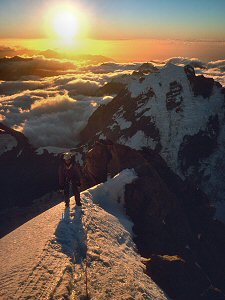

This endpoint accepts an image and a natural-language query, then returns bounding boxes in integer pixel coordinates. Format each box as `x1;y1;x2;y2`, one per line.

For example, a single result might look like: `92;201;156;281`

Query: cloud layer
0;55;78;80
0;55;224;148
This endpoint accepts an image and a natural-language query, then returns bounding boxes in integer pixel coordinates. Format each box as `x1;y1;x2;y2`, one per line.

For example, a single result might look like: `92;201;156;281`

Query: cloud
165;57;207;69
61;78;102;96
1;90;112;147
0;45;41;58
22;94;110;147
0;86;67;127
0;89;61;110
81;62;141;74
208;59;225;71
0;80;50;95
0;55;77;80
0;46;18;57
76;71;130;86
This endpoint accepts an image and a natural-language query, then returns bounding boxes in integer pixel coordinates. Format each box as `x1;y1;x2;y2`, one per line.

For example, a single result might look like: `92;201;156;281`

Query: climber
58;152;82;208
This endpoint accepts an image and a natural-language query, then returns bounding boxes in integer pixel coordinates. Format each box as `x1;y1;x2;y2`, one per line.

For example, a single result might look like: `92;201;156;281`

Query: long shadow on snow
54;208;87;264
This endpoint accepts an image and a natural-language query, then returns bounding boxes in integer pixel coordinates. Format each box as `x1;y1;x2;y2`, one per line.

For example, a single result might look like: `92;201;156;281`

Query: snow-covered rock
84;169;137;233
80;63;225;204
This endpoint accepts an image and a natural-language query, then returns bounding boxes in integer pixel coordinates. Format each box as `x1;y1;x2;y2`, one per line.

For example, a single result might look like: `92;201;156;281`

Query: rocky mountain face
0;123;64;237
80;63;225;205
82;140;225;300
0;123;59;210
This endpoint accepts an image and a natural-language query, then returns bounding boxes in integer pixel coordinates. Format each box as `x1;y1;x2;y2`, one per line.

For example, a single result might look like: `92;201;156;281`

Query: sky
0;0;225;61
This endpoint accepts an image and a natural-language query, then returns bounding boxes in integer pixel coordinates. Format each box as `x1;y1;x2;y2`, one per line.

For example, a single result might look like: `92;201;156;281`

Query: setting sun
53;11;78;41
43;3;89;48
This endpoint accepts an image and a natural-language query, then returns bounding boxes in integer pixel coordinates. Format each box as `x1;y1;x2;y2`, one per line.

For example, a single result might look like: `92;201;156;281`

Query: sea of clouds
0;46;224;148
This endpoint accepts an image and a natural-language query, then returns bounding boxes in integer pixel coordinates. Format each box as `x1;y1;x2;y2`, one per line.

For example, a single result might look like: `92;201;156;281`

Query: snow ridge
0;169;168;299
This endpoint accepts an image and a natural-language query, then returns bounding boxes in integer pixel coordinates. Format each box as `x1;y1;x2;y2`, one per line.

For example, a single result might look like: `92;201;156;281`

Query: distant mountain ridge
0;54;114;80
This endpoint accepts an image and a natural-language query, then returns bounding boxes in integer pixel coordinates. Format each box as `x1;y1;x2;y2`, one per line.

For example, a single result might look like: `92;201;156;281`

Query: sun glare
44;4;89;48
53;11;78;41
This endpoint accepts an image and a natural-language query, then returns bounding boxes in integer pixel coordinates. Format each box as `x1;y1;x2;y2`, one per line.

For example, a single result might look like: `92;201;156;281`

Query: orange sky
0;0;224;62
1;38;225;62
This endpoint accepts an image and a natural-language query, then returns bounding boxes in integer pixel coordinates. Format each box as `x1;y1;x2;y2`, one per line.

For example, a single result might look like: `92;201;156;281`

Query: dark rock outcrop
184;64;196;77
96;81;126;96
82;140;225;299
178;114;219;176
80;88;138;143
0;123;59;210
166;81;183;110
188;74;215;98
146;255;210;300
137;62;158;74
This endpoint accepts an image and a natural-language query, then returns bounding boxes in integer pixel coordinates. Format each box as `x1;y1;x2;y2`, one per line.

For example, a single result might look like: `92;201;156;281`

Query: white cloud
0;80;50;95
81;62;141;74
23;94;109;147
165;57;206;69
1;91;112;147
61;78;102;96
208;59;225;70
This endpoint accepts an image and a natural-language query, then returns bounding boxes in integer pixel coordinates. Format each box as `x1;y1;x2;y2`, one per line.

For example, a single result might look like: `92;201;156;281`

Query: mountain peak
80;63;225;206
